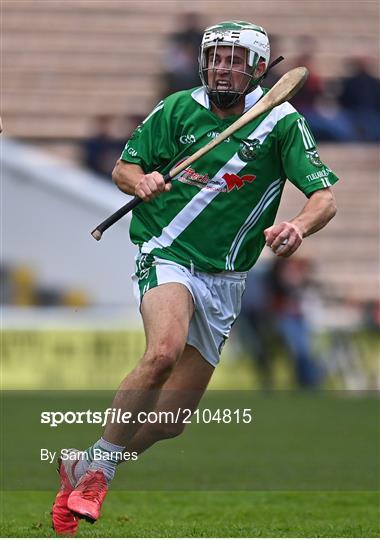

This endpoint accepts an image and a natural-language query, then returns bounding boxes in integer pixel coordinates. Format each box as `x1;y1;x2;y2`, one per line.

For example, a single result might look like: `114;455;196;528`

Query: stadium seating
3;0;379;139
277;145;379;301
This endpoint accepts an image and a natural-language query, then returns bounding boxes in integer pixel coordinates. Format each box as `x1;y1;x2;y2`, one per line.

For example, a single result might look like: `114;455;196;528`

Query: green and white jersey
120;86;338;272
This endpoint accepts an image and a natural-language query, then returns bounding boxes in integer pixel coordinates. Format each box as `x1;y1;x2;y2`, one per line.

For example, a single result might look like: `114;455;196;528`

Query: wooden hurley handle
91;67;309;240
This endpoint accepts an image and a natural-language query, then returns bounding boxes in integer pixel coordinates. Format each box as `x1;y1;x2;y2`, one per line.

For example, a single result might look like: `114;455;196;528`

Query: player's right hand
135;171;172;202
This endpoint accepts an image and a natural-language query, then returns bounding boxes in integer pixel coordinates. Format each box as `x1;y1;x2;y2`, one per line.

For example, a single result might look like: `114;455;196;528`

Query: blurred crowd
37;13;379;390
81;14;380;179
4;10;379;395
234;257;380;390
268;35;380;143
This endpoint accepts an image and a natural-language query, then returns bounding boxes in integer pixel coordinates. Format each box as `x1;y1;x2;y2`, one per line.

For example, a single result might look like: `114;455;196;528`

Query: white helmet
199;20;270;108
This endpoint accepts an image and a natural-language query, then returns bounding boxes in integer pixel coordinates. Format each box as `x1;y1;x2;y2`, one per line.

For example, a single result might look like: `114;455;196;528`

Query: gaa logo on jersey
179;134;196;145
306;149;323;167
238;138;261;161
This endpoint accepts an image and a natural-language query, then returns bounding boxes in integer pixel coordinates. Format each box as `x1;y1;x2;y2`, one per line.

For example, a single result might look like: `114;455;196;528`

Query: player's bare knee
141;348;179;385
149;354;174;385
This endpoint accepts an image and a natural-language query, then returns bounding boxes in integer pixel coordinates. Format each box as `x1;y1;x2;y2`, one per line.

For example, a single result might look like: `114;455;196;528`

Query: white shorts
132;254;246;367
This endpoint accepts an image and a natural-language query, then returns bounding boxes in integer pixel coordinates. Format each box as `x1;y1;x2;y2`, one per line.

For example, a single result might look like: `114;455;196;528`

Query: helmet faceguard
199;21;270;109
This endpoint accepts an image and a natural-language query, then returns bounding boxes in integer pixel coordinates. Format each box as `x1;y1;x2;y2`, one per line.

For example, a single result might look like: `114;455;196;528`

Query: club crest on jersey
238;138;261;162
306;149;323;167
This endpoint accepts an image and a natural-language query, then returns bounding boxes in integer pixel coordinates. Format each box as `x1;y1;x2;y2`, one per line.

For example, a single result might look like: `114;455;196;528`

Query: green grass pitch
1;490;379;537
2;330;379;537
1;391;379;537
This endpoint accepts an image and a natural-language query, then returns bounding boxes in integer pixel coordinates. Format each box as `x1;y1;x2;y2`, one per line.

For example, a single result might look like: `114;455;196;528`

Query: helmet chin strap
208;56;284;110
208;90;244;109
254;55;284;87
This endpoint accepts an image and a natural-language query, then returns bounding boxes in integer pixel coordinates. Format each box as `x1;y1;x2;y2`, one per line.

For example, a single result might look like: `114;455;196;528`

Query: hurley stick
91;67;308;240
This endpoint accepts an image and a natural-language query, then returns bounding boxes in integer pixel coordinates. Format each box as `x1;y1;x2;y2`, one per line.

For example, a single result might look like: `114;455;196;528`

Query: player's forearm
290;188;337;238
112;160;145;195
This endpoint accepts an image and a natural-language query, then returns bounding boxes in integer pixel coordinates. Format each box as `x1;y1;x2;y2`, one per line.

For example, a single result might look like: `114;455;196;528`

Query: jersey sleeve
120;100;175;173
279;113;339;196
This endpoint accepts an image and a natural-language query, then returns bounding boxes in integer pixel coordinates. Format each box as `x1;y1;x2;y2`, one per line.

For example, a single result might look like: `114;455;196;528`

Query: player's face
207;46;251;94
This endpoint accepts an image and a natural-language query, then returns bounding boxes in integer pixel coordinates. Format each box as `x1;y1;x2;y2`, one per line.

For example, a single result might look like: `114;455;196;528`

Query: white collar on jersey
191;85;264;113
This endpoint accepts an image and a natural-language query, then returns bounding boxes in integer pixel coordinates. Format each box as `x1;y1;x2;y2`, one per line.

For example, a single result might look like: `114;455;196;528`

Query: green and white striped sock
86;438;125;484
73;450;91;481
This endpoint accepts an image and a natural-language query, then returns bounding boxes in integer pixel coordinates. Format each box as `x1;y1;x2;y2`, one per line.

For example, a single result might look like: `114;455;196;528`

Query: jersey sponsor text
222;173;256;191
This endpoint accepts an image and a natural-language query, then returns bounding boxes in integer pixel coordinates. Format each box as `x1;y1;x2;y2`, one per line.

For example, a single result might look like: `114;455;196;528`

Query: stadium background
1;1;379;537
2;0;379;391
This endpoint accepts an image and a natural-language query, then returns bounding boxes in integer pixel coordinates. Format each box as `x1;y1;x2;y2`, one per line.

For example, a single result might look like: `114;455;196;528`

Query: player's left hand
264;221;303;257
